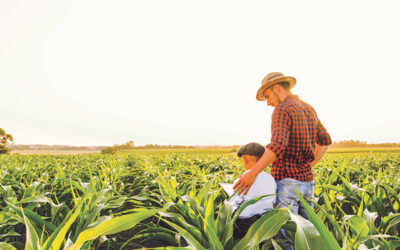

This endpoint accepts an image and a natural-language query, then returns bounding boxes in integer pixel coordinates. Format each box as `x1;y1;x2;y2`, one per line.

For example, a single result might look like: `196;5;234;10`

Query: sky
1;0;400;146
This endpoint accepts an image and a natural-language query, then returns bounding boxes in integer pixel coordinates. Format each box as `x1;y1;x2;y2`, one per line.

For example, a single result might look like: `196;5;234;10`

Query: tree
101;146;117;154
113;140;135;150
0;128;14;154
126;140;134;147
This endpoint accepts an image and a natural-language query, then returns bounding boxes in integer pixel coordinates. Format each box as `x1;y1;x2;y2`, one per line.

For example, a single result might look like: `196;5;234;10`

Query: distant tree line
113;140;135;149
133;144;240;149
101;140;135;154
101;141;240;154
331;140;400;147
12;144;106;151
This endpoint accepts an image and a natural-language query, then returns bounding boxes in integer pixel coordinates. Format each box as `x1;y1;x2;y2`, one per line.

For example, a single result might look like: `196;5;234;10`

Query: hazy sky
1;0;399;146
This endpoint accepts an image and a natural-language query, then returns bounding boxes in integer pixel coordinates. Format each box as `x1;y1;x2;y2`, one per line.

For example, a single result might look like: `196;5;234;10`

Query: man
233;72;332;219
229;142;276;239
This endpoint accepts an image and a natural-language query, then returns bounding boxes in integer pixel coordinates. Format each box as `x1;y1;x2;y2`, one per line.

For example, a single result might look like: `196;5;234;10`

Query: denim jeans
276;178;315;249
276;178;315;219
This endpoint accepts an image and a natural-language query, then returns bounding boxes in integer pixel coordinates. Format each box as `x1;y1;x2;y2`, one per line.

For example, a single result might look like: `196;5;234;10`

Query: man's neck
278;92;292;102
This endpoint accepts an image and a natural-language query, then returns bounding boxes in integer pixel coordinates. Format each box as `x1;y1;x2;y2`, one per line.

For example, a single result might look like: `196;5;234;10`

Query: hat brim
256;76;296;101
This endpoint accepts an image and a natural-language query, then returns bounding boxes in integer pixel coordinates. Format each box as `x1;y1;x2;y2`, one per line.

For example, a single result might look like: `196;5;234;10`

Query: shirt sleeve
316;120;332;146
265;105;291;158
309;105;332;146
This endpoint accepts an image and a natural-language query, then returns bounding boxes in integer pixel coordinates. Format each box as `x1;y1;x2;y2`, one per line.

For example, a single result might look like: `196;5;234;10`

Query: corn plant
1;152;399;249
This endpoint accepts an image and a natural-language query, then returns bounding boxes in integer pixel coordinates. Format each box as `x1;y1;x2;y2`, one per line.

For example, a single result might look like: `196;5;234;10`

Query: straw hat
256;72;296;101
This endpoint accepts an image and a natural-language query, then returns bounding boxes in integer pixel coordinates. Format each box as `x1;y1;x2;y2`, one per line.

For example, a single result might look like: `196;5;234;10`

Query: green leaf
151;247;193;250
0;232;21;240
344;215;369;238
16;194;64;224
216;200;236;246
6;201;57;233
0;242;17;250
21;207;40;250
271;238;283;250
380;185;400;212
203;191;223;250
354;234;392;248
196;180;214;207
382;213;400;233
311;194;344;240
41;201;84;250
294;186;341;250
363;209;378;235
233;209;290;250
289;211;327;250
121;232;177;248
204;223;223;250
69;209;157;249
232;194;277;223
158;216;206;250
158;211;203;243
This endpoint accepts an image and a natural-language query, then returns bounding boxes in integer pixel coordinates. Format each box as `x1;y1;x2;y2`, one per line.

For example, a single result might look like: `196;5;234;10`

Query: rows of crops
0;152;399;249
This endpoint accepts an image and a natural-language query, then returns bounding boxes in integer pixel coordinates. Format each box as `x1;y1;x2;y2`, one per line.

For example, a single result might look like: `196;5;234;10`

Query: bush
0;146;10;154
0;128;13;154
101;146;117;154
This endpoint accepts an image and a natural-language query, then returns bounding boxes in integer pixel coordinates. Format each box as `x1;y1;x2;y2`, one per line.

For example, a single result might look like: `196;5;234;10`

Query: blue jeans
276;178;315;219
276;178;315;249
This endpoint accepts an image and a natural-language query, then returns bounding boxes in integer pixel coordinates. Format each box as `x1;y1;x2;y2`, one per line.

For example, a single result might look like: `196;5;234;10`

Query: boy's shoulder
253;172;277;192
255;172;276;183
232;171;277;195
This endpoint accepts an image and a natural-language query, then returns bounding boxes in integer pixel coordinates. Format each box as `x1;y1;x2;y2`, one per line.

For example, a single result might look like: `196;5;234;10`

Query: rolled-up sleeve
266;106;291;158
316;120;332;146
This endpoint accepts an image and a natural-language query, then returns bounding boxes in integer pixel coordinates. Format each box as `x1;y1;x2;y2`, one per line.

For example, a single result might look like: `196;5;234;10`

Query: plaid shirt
266;95;332;182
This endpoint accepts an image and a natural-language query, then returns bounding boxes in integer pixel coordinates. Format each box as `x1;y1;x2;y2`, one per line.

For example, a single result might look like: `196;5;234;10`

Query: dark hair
276;81;291;90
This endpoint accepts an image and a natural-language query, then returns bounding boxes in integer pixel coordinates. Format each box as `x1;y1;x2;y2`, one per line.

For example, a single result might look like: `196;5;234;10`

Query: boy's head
237;143;265;170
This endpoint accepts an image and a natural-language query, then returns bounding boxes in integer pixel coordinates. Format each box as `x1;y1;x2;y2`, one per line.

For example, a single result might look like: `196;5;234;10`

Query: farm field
328;147;400;154
0;152;399;249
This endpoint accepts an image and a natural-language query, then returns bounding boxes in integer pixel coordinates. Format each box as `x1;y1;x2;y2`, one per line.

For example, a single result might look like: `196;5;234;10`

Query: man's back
266;95;331;182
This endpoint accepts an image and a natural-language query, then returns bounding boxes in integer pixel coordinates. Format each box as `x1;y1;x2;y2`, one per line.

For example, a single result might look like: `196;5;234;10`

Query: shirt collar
283;94;298;102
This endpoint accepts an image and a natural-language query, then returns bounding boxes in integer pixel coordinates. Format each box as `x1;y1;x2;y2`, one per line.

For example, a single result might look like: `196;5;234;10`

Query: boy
230;142;277;239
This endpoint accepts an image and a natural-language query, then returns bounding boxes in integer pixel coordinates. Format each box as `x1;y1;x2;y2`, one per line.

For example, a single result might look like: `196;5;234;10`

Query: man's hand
311;144;329;167
233;148;277;196
233;170;257;196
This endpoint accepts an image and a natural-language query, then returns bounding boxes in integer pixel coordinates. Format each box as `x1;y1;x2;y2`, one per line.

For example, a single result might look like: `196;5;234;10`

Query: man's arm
233;148;276;196
312;116;332;167
310;144;329;167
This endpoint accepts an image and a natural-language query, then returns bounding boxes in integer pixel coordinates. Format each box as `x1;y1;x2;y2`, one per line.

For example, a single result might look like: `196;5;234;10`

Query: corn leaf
294;186;341;250
158;216;206;250
289;211;327;250
271;238;283;250
41;201;83;250
69;209;157;250
21;207;40;250
0;242;17;250
233;209;290;250
344;215;369;238
6;201;57;233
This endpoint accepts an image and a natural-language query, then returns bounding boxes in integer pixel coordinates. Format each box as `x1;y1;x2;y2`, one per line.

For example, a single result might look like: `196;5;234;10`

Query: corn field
0;152;399;249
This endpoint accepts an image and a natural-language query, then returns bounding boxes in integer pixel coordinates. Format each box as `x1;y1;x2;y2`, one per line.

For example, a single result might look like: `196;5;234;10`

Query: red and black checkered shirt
266;95;332;182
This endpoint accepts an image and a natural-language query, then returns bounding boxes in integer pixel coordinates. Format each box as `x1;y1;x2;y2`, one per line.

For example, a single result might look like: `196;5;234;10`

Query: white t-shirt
229;171;277;219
